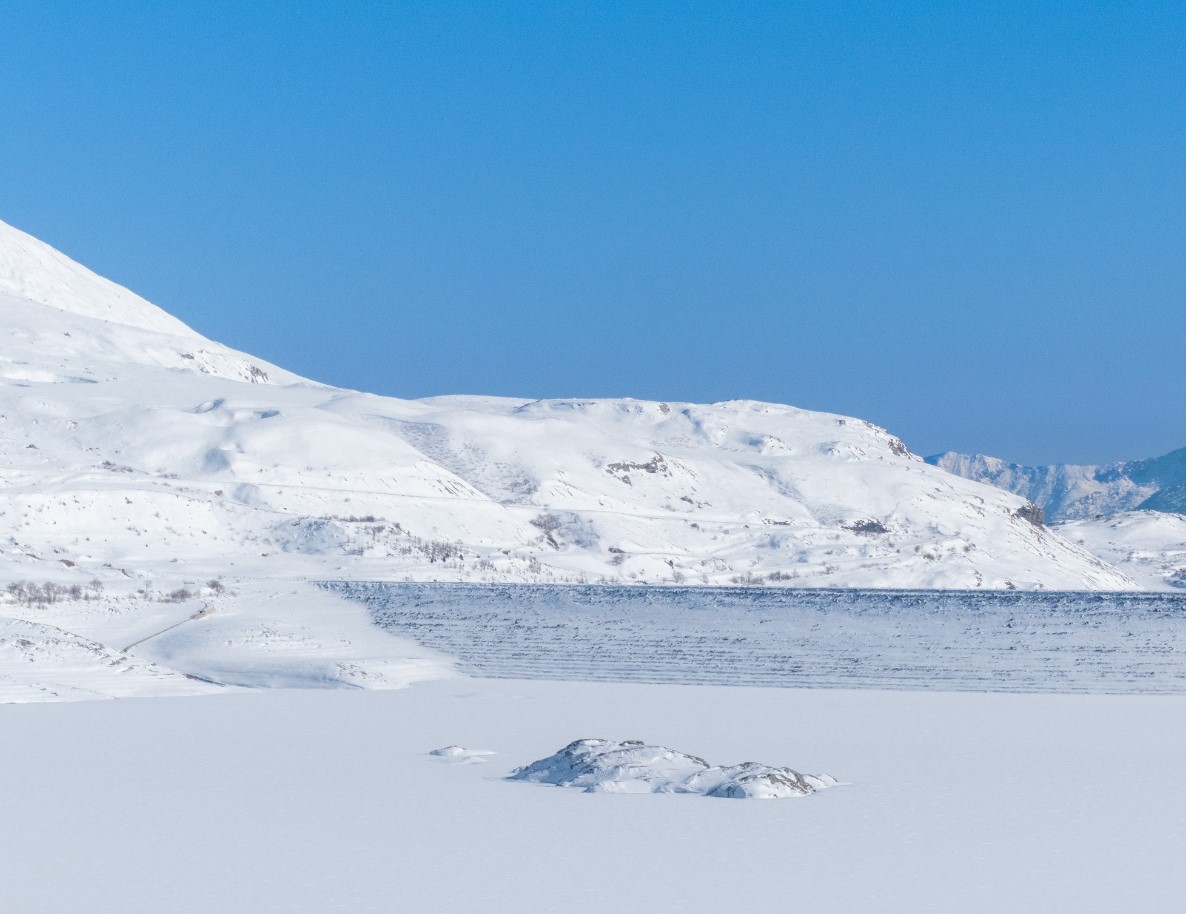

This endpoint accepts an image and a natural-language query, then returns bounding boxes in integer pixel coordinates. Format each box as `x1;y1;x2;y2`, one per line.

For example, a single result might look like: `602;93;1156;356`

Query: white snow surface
0;218;1132;601
0;220;1180;912
0;219;199;337
1058;510;1186;590
509;737;837;798
2;680;1183;913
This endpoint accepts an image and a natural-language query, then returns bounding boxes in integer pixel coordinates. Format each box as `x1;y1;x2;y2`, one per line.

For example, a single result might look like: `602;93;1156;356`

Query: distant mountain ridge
927;449;1186;523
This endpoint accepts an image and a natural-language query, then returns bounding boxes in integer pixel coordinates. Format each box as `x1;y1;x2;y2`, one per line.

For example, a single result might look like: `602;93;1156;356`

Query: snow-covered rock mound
508;738;838;799
687;762;838;799
511;739;711;793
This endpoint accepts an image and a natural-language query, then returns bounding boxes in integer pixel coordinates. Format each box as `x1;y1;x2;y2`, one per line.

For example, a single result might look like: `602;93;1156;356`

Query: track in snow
325;583;1186;694
122;605;215;652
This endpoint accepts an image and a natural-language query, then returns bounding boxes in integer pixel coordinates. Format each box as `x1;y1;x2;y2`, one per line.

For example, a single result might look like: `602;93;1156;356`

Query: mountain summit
0;218;197;337
0;218;293;386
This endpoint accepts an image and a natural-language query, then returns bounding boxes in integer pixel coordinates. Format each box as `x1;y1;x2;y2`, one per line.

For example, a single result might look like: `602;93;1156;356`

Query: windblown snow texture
336;582;1186;693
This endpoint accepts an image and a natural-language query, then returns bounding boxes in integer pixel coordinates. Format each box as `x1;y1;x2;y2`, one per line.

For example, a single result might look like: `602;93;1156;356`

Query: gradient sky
1;1;1183;466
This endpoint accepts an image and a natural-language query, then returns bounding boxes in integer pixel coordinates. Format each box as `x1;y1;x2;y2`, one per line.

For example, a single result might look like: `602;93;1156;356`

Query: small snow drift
428;745;496;764
508;738;837;799
0;617;222;703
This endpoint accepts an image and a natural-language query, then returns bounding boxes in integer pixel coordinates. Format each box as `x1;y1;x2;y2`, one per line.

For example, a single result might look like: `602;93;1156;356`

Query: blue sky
1;1;1183;465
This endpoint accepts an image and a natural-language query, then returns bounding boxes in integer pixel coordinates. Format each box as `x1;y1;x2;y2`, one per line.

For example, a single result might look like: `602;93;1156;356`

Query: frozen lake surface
325;584;1186;693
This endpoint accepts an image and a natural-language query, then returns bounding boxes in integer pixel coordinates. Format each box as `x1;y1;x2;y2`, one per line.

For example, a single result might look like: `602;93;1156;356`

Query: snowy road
329;583;1186;693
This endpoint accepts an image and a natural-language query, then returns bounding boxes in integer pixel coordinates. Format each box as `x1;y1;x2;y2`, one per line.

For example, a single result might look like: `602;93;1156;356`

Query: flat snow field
2;678;1183;913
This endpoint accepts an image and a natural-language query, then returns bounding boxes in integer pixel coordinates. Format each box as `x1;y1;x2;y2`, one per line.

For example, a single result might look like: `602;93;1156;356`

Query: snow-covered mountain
0;217;1132;594
0;220;194;335
928;448;1186;523
927;449;1186;589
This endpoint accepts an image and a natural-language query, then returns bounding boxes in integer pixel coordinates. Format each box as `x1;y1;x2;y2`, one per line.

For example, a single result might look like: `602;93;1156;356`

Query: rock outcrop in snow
508;738;838;799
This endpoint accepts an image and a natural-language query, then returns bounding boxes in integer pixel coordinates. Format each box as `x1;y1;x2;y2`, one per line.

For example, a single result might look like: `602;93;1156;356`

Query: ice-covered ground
333;582;1186;693
2;678;1182;913
0;579;455;700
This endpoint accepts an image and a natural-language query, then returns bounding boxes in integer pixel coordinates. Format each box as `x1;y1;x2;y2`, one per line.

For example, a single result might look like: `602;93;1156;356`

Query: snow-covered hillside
0;217;1144;700
929;449;1186;587
0;219;1131;595
0;219;197;337
1057;511;1186;591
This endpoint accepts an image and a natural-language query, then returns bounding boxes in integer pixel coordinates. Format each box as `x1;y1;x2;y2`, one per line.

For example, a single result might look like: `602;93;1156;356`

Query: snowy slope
929;449;1186;587
0;216;1142;699
0;220;197;337
0;616;221;702
1057;510;1186;590
0;216;1133;596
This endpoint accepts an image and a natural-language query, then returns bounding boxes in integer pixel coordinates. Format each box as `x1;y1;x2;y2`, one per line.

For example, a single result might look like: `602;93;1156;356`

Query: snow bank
509;738;837;799
0;617;222;703
429;745;497;763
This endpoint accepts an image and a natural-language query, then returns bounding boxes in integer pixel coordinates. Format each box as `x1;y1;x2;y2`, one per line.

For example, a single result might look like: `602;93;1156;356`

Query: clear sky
1;2;1183;466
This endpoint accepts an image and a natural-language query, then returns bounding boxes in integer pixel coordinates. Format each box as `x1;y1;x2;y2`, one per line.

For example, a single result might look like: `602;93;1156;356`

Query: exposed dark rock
846;519;889;535
1014;502;1045;527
